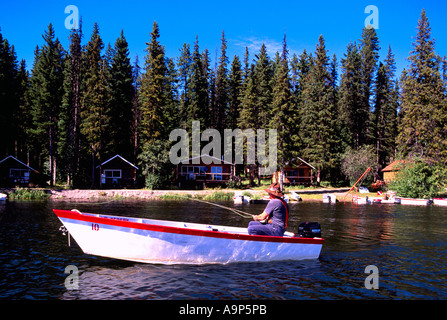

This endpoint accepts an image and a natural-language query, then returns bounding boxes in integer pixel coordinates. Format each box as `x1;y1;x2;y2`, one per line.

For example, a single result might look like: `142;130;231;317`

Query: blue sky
1;0;446;78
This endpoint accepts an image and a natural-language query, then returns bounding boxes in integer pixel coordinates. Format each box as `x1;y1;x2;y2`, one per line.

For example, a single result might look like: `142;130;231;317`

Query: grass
159;193;192;200
8;188;50;200
202;191;234;201
159;191;235;201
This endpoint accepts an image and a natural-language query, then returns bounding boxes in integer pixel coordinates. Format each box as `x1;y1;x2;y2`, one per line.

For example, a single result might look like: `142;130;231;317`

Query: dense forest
1;9;446;189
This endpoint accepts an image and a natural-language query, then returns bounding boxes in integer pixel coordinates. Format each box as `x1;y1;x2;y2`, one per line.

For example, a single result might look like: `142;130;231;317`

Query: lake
1;199;446;300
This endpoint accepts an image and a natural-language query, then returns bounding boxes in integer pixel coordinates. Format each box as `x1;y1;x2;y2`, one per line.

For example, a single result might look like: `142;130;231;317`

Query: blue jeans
248;221;284;236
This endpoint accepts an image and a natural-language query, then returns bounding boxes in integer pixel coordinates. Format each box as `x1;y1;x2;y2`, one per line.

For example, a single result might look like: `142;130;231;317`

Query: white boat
433;198;447;206
353;196;369;204
290;191;301;201
368;197;383;203
397;198;431;206
0;193;6;202
322;194;336;203
53;209;324;264
233;194;250;204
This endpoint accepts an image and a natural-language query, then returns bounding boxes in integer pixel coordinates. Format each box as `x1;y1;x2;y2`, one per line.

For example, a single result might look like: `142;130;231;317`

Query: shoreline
1;187;352;202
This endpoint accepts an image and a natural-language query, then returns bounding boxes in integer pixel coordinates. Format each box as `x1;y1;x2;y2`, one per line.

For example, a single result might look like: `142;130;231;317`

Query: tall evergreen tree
177;43;192;129
300;35;337;183
373;46;398;171
81;22;111;187
109;30;135;160
253;44;274;129
270;34;293;190
14;60;31;161
61;25;83;186
0;30;20;158
397;9;447;163
138;22;174;188
228;55;243;129
360;27;380;147
131;55;141;161
29;24;65;186
338;42;364;150
238;63;257;130
138;21;168;144
214;31;229;133
187;36;209;128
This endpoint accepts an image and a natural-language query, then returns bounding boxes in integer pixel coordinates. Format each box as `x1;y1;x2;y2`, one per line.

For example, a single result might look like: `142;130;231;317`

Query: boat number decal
91;223;100;231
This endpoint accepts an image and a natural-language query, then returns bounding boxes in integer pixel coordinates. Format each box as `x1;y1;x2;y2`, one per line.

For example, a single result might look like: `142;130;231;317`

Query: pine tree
187;36;209;128
138;21;168;144
109;30;135;160
290;49;313;153
270;34;293;190
373;46;398;170
228;55;243;129
338;42;364;150
81;22;111;187
0;30;20;158
253;44;273;128
300;35;337;183
29;24;65;186
164;56;180;134
214;31;229;133
61;25;83;186
201;48;213;127
177;43;192;129
238;63;257;130
397;9;447;163
131;56;141;161
138;22;175;188
14;60;31;161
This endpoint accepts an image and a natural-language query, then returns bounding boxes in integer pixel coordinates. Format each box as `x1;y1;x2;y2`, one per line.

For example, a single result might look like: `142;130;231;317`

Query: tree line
0;9;446;189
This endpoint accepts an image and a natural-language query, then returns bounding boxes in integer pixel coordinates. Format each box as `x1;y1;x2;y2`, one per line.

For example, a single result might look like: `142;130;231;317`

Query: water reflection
1;199;447;299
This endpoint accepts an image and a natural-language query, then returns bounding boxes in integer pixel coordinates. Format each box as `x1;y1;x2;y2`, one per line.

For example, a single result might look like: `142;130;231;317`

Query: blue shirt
264;198;288;229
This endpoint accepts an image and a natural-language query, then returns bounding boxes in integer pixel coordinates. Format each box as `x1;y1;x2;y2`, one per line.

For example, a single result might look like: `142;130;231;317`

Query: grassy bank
159;191;235;201
7;188;50;200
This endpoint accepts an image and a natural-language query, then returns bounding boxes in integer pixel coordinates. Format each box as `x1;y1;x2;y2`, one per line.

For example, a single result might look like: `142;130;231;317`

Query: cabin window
104;169;121;179
10;169;30;183
10;168;29;178
211;167;222;180
181;166;206;180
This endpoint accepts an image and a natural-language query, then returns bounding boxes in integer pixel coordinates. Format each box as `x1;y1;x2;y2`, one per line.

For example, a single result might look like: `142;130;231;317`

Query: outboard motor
297;222;321;238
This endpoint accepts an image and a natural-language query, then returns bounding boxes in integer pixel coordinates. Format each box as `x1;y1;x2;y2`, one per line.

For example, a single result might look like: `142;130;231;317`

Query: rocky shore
1;187;351;201
47;189;215;200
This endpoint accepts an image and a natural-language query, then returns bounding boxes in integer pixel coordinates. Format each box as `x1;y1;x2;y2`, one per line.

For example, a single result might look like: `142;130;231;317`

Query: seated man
248;183;289;236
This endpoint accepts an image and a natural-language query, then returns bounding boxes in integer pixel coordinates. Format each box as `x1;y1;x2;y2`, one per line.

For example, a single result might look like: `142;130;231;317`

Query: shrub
341;145;378;185
8;188;50;200
387;160;447;198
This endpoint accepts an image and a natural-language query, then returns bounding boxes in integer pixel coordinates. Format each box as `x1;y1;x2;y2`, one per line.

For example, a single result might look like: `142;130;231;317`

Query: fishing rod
173;194;254;219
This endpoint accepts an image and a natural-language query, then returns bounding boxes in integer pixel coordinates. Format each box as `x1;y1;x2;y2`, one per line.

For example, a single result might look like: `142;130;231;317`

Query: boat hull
397;198;431;206
433;198;447;206
53;209;323;264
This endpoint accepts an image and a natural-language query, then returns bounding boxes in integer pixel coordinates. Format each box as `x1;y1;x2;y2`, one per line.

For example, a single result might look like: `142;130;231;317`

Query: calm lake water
1;199;447;300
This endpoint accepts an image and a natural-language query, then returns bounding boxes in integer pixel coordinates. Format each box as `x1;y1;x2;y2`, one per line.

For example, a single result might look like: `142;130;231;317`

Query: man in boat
248;183;289;236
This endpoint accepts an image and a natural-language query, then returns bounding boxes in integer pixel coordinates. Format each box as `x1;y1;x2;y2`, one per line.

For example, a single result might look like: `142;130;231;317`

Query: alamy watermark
364;265;379;289
64;5;79;30
364;5;379;30
64;264;79;290
169;121;278;175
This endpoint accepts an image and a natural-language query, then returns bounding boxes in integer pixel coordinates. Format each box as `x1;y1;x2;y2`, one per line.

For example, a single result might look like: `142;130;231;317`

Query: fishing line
67;193;254;218
171;194;254;219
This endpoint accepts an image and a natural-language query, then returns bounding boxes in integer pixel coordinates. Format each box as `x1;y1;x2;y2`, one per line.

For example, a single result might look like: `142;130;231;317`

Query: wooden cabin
176;154;235;187
272;158;315;186
97;155;138;188
381;160;406;183
0;156;39;187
